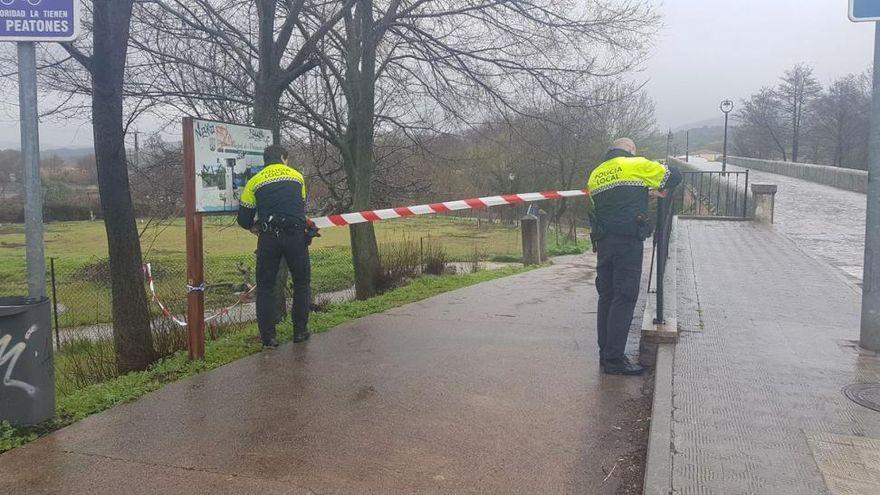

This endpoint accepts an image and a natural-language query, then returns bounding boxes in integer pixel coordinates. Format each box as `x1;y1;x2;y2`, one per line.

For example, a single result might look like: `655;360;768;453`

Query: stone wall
727;156;867;194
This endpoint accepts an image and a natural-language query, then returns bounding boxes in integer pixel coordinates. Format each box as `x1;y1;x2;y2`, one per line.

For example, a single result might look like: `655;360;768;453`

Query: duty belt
259;215;304;237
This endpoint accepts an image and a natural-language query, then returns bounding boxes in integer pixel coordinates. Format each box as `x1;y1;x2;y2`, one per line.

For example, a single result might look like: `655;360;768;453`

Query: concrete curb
642;217;679;494
643;343;674;495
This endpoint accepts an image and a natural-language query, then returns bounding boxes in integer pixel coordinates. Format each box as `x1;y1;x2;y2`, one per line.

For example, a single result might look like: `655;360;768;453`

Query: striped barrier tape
144;262;257;328
146;190;587;327
310;189;589;229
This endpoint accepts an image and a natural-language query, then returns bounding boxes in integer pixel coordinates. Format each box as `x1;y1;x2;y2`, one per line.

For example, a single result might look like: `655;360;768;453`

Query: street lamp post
720;100;734;174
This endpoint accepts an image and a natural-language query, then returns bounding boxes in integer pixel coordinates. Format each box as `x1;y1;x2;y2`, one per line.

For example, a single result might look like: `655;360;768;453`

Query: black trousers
256;228;311;344
595;233;643;362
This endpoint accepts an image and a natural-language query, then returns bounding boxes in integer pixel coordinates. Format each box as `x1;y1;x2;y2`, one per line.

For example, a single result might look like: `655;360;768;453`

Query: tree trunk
92;0;154;373
253;83;283;144
347;157;380;299
253;83;289;321
344;0;381;300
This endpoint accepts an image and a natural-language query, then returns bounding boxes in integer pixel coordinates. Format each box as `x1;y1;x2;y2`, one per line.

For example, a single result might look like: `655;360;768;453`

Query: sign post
1;1;80;297
181;117;272;360
181;118;205;360
851;3;880;351
17;41;42;298
0;0;79;425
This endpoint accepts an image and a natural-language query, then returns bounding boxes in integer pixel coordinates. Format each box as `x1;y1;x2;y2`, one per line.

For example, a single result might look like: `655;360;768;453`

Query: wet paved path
672;220;880;494
686;157;866;283
0;255;649;494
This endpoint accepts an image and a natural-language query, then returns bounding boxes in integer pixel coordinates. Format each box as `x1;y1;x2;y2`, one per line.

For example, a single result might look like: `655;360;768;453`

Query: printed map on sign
192;119;273;213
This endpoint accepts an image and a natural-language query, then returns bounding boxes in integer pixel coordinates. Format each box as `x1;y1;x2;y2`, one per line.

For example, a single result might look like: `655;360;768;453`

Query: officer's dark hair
263;144;289;165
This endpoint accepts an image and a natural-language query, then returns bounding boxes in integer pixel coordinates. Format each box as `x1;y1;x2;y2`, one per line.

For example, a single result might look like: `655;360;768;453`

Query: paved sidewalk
671;219;880;494
686;157;866;283
0;255;650;494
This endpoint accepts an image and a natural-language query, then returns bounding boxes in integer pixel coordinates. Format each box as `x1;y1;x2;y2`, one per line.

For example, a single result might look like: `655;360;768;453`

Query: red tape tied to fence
144;263;256;328
310;189;590;229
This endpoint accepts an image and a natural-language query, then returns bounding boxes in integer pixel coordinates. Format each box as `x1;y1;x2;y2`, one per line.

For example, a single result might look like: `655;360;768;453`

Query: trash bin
0;296;54;425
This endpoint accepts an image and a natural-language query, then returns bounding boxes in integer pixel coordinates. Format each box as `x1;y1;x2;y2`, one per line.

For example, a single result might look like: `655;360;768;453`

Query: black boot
602;356;645;376
262;338;279;350
293;331;311;343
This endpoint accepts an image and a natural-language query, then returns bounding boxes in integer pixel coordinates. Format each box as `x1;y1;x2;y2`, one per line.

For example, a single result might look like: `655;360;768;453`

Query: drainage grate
843;383;880;413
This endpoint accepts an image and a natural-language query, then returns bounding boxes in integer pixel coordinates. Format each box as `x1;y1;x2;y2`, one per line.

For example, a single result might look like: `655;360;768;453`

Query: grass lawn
0;216;534;328
0;265;534;454
0;215;523;261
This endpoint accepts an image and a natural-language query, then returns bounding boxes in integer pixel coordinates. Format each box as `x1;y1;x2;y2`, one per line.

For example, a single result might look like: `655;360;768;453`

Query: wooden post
536;209;549;262
182;117;205;360
521;214;540;266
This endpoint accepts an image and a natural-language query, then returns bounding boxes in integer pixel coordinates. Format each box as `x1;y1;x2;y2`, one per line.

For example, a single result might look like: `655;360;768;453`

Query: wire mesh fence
0;219;529;351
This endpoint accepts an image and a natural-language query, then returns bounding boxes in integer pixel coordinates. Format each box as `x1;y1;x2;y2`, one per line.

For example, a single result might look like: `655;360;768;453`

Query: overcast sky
0;0;876;148
646;0;876;129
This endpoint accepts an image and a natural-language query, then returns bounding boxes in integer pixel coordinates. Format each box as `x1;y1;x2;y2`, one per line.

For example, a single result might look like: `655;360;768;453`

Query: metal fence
0;224;526;349
650;171;751;323
673;171;750;218
0;248;356;347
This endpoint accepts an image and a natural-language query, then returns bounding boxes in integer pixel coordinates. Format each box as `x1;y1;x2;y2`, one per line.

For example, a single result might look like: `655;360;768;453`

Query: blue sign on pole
0;0;79;41
851;0;880;22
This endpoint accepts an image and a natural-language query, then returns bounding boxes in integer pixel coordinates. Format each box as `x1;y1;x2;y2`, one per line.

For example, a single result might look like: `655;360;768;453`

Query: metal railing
673;171;750;219
651;189;677;324
650;170;751;324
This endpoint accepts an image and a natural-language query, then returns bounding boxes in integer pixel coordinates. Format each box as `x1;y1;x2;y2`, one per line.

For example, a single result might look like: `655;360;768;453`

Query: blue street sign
851;0;880;22
0;0;79;41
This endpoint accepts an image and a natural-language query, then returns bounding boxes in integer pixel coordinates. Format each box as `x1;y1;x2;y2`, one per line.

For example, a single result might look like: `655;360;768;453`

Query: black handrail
653;189;677;324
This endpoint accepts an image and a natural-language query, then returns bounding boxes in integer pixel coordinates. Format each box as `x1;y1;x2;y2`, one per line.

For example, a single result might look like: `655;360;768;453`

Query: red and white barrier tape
144;263;256;328
144;189;586;326
310;189;589;229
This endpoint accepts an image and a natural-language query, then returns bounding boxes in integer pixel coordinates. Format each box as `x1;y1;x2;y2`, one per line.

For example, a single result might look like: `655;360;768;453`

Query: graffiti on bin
0;326;38;397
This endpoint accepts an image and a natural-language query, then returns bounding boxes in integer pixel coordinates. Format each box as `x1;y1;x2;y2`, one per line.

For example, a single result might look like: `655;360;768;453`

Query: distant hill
640;124;726;159
673;117;724;132
0;145;94;164
41;146;94;163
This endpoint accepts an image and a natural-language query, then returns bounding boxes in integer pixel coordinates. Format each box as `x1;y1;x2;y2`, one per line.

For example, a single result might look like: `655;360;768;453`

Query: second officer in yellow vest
587;138;681;375
237;144;313;349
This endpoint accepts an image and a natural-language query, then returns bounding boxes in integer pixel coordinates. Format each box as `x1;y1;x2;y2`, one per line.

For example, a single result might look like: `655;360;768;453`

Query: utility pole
18;41;44;299
686;130;690;163
665;129;673;163
861;22;880;351
133;129;140;168
720;100;734;174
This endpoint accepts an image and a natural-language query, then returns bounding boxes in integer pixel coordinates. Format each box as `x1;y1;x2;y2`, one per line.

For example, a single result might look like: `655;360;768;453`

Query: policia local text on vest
587;138;681;376
237;144;317;349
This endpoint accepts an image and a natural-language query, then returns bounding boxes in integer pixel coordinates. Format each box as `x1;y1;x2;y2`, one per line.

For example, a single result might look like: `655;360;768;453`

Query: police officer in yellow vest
587;138;681;375
237;145;315;349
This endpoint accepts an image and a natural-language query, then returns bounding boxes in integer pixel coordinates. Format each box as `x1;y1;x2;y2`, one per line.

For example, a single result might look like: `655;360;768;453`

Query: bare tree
735;87;788;161
62;0;155;373
133;0;354;142
116;0;657;299
282;0;659;297
776;63;822;162
809;73;871;169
